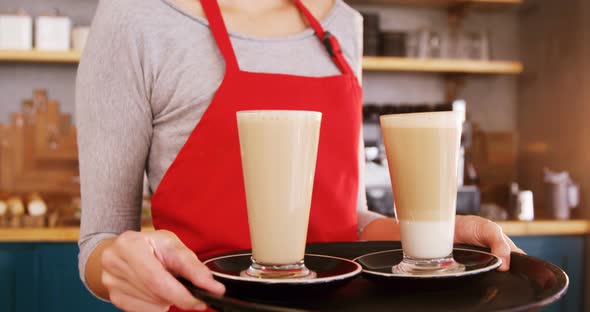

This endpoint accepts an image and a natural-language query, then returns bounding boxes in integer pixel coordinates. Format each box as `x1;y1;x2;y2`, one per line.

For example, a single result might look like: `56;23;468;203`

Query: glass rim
237;110;322;116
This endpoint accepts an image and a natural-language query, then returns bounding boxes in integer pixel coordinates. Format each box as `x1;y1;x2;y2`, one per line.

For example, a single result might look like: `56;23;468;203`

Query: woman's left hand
454;215;525;271
360;215;525;271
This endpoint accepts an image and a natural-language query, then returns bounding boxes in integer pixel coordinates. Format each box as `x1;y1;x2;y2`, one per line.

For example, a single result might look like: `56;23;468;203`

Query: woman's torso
101;0;364;192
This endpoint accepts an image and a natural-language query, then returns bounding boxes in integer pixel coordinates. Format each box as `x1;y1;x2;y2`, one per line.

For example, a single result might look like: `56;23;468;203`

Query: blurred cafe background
0;0;588;311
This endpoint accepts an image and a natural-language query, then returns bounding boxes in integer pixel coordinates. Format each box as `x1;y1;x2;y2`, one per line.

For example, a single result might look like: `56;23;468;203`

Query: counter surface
1;220;589;242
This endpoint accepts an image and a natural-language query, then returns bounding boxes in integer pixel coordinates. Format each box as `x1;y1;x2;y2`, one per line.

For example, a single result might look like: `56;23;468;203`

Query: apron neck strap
200;0;356;76
200;0;240;71
293;0;355;76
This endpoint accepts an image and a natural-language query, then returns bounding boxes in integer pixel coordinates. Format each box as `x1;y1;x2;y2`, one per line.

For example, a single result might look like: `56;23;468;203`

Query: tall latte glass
380;112;465;275
237;110;321;279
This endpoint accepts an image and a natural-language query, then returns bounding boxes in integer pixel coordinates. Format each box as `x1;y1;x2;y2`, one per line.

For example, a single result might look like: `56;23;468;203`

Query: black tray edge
497;253;570;312
190;241;570;312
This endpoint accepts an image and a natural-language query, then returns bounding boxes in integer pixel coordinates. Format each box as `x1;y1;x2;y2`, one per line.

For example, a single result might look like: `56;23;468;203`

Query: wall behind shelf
517;2;590;308
355;4;519;132
0;64;77;120
0;0;97;24
0;0;97;122
0;0;518;133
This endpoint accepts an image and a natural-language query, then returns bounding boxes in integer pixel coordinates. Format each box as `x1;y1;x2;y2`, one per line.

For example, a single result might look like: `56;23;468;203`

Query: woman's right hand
100;230;225;312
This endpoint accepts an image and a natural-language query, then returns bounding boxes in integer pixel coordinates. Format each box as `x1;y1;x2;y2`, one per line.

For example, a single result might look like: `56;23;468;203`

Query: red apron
151;0;362;265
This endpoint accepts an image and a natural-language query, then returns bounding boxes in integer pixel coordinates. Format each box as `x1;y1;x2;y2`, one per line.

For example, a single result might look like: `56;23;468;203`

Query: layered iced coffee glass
380;111;465;275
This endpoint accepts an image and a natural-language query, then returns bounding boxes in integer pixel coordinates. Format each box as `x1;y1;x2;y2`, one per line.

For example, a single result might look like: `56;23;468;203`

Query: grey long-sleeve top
76;0;383;286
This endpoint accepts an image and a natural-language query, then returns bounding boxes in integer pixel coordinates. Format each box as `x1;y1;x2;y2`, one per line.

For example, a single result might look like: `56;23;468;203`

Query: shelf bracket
447;2;472;29
444;74;466;102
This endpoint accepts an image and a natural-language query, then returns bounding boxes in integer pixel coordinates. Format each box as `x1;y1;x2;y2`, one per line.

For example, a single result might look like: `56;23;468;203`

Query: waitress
76;0;522;311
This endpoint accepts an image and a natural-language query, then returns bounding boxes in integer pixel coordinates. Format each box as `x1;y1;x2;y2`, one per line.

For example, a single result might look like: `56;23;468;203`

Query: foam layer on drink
237;110;321;265
237;110;322;122
380;111;463;129
399;220;455;259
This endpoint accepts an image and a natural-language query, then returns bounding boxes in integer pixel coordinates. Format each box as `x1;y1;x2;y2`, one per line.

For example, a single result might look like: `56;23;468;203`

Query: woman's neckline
159;0;342;42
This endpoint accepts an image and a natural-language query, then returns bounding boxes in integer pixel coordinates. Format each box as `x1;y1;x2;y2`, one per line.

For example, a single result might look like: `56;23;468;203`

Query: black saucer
204;253;361;284
203;253;361;302
355;248;501;282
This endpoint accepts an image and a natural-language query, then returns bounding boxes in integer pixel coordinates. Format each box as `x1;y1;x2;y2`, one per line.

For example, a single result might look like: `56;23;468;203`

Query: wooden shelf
346;0;522;9
0;51;523;75
0;227;154;242
362;56;523;74
0;221;589;242
0;227;81;242
497;220;590;236
0;50;81;64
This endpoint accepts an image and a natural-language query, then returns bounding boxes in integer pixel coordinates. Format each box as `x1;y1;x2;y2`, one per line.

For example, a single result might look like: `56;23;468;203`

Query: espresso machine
363;104;395;217
453;100;481;215
363;100;480;217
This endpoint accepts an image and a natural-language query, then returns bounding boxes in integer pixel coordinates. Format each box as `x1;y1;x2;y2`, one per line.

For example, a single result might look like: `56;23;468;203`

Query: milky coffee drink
237;111;321;268
381;112;462;260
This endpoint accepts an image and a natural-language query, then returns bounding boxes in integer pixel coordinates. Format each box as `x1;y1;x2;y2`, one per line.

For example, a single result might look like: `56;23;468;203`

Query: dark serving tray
182;241;568;312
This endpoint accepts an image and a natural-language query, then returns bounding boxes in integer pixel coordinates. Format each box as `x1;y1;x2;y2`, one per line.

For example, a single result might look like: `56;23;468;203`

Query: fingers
455;216;512;271
504;235;526;254
474;218;512;271
103;232;207;310
494;236;512;272
102;230;224;311
115;232;205;311
153;238;225;296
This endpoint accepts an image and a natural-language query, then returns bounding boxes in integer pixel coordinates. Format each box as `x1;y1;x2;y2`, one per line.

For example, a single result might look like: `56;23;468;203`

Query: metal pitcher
544;168;580;220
